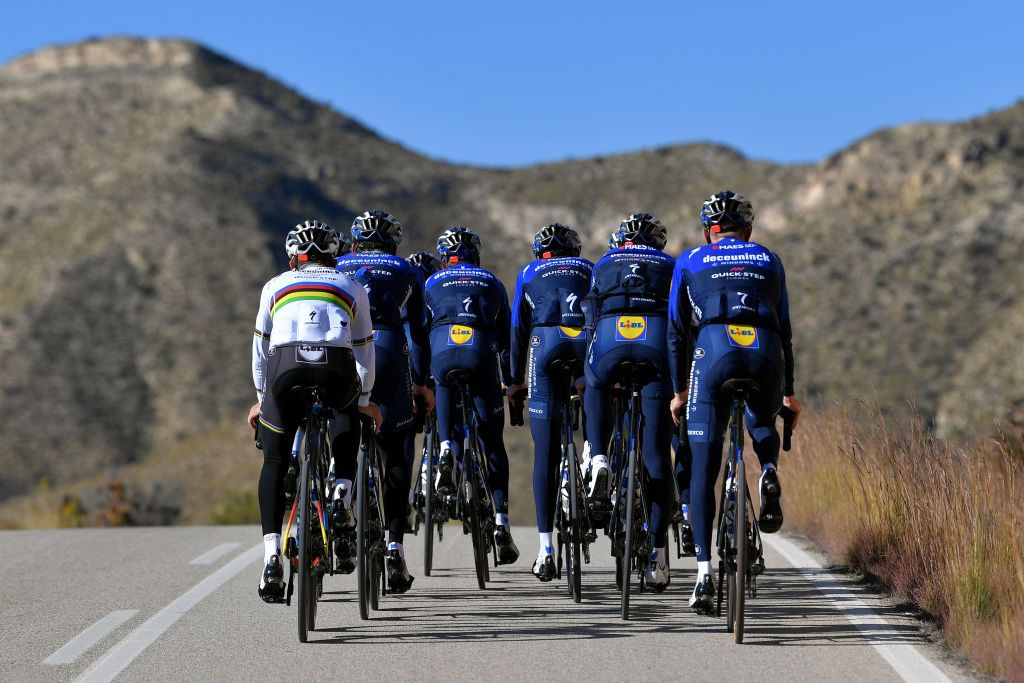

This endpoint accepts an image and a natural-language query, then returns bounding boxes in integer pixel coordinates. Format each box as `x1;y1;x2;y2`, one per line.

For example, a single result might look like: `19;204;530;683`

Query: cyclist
667;190;802;614
583;213;676;591
248;219;382;603
335;210;434;594
403;250;442;521
505;224;593;581
425;226;520;564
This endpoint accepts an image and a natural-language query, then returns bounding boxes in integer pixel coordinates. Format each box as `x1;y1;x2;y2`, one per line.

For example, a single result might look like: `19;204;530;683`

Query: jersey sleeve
495;278;513;386
252;279;274;403
509;266;531;386
667;257;695;394
349;283;376;407
405;268;431;386
776;254;795;395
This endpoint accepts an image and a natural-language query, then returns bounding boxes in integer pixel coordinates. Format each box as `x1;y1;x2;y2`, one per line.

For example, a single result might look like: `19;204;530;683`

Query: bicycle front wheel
423;429;435;576
467;461;488;590
567;440;582;603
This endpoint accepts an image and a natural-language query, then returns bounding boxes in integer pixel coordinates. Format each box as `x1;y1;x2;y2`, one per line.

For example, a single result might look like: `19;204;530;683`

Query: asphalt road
1;526;969;682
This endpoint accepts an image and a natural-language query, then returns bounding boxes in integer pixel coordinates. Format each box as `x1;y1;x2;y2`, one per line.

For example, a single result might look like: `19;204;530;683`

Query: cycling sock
681;503;690;524
538;532;553;555
650;546;666;563
263;533;281;564
333;479;353;506
762;462;776;472
440;440;453;455
496;513;510;528
698;560;713;578
388;541;405;558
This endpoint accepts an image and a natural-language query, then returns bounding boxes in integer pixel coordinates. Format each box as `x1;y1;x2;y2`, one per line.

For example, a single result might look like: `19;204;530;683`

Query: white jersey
252;266;375;406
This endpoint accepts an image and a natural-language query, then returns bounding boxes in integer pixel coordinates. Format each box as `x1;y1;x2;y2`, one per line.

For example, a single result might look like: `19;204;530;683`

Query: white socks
698;560;713;579
538;532;553;556
263;533;281;564
496;513;509;528
650;546;666;565
388;542;405;557
440;440;453;454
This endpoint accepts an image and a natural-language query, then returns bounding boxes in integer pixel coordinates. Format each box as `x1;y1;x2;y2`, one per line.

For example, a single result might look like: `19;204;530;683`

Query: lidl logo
448;324;475;346
615;316;647;341
727;325;758;349
559;326;584;339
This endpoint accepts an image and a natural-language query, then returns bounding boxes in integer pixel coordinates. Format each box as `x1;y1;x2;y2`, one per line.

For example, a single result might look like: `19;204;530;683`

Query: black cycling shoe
258;555;285;604
385;549;415;594
759;467;784;534
435;449;455;495
532;555;556;582
494;525;520;565
679;524;697;557
689;574;715;615
334;535;356;574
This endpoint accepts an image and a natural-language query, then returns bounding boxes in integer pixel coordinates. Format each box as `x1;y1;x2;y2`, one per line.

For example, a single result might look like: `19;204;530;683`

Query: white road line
43;611;138;665
764;534;953;683
188;542;241;565
74;544;262;683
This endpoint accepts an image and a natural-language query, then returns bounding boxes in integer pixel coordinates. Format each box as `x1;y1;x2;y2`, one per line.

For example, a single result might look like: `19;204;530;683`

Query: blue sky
3;1;1021;167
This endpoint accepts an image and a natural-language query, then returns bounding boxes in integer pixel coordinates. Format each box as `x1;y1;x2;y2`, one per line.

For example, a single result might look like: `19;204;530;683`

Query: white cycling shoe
644;547;669;592
586;455;610;500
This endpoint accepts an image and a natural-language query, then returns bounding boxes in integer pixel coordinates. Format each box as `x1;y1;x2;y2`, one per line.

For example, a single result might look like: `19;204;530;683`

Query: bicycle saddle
444;369;472;385
613;360;658;386
720;378;761;399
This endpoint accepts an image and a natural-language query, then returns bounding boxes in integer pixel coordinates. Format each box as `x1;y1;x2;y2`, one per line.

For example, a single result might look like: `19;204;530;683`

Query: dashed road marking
189;542;241;565
74;544;262;683
43;610;137;665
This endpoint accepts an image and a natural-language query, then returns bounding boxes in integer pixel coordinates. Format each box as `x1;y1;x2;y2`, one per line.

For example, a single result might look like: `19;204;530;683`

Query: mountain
0;37;1020;514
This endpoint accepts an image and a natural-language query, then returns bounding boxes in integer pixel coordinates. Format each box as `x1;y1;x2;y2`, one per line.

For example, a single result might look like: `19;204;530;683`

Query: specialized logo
629;263;640;274
448;324;475;346
615;316;647;341
463;296;473;313
296;345;327;364
727;325;759;349
565;292;578;312
559;326;584;339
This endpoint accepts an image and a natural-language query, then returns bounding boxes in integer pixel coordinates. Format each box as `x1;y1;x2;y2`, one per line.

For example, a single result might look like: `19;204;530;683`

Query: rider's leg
530;416;561;543
378;429;413;546
744;339;785;532
641;386;674;548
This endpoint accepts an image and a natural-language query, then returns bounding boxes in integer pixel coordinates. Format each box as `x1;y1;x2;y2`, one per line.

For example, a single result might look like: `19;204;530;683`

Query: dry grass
783;404;1024;679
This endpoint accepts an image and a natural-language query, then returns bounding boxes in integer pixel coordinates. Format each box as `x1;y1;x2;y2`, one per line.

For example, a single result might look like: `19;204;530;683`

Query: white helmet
285;219;340;260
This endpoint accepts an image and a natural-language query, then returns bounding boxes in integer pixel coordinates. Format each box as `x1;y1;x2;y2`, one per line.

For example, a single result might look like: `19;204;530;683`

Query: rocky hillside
0;37;1020;505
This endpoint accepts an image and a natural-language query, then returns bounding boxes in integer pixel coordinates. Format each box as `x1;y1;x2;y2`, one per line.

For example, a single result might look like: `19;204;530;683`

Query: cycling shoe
385;547;415;594
258;555;285;604
532;554;556;582
494;525;520;565
758;467;784;533
435;449;455;495
689;574;715;615
334;535;356;574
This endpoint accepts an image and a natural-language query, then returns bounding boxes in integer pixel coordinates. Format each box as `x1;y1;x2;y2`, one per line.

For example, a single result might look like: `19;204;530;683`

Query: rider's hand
247;403;261;431
414;384;435;414
359;402;383;432
783;395;802;431
670;391;688;428
507;384;528;405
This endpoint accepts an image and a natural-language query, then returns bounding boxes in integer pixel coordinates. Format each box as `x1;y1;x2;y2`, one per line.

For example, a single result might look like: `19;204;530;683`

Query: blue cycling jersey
585;244;676;324
509;256;593;385
667;236;794;395
424;262;512;385
336;251;430;385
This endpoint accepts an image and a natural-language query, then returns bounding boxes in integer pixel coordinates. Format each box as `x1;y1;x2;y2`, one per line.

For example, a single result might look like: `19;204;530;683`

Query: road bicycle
356;415;388;620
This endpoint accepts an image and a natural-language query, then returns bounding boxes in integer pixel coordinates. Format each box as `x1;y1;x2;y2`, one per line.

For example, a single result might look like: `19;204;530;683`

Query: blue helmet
532;223;582;259
406;250;441;277
612;212;668;250
436;226;482;264
700;191;754;233
351;209;403;253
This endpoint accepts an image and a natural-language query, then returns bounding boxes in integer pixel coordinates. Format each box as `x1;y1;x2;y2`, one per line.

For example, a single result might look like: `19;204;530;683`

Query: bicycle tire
297;457;312;642
734;458;747;644
621;439;637;620
567;438;582;603
423;426;435;576
468;465;488;590
357;439;370;621
370;554;381;610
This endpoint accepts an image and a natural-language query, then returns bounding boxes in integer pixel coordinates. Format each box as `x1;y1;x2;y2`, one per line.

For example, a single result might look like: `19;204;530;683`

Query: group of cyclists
248;189;801;615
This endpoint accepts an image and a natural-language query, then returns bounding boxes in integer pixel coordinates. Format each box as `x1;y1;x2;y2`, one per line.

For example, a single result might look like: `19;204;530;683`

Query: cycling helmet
436;226;482;264
612;212;668;250
608;232;623;250
351;209;402;253
285;219;340;260
532;223;582;259
700;190;755;232
406;250;441;276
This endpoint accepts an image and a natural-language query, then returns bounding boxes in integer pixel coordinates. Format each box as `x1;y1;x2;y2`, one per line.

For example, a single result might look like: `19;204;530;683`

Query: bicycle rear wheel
297;458;313;642
620;443;637;620
734;458;747;644
423;427;435;576
467;459;488;590
357;440;371;621
567;439;582;603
